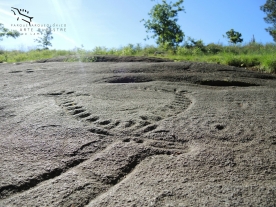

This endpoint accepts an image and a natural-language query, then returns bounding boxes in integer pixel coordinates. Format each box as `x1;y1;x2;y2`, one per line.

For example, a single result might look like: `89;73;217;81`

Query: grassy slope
0;43;275;73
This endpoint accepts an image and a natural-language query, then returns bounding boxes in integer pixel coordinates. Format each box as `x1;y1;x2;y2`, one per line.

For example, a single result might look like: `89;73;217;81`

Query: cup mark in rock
114;121;120;126
77;112;91;118
133;138;144;143
124;120;135;128
61;101;74;105
47;91;65;96
152;116;162;121
86;116;100;122
154;130;170;133
138;121;151;127
70;109;86;115
140;116;148;120
88;128;110;136
67;106;83;110
143;124;158;133
122;138;131;142
98;120;111;125
26;69;34;73
215;125;225;130
62;102;76;107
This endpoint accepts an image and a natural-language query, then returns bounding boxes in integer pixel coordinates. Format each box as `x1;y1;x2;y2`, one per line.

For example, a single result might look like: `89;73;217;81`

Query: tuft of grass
261;56;276;73
224;55;261;67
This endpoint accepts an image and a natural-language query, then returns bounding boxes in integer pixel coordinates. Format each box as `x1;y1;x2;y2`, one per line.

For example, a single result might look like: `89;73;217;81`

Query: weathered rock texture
0;56;275;206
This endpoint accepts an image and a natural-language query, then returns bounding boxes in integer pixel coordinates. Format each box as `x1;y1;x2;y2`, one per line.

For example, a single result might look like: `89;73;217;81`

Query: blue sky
0;0;273;51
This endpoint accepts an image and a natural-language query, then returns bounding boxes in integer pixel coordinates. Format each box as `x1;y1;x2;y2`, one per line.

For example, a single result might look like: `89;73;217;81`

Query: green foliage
205;43;223;54
141;0;185;50
51;50;70;57
176;46;190;55
260;0;276;42
224;29;243;44
223;45;240;54
142;45;157;55
121;44;136;55
34;26;53;49
267;60;276;73
225;55;261;67
262;57;276;73
184;37;206;53
0;23;20;41
108;48;120;55
92;46;108;55
1;42;276;73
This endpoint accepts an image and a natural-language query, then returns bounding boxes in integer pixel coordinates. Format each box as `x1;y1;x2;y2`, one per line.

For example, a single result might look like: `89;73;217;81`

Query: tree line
142;0;276;50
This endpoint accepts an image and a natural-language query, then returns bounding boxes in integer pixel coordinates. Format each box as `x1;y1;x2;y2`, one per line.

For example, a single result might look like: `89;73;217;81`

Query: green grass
0;42;275;73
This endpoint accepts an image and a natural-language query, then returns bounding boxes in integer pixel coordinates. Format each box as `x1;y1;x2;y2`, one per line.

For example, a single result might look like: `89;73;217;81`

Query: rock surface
0;56;276;206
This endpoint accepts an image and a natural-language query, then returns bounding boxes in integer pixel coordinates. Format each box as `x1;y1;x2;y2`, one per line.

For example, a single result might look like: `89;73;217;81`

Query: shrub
0;55;5;62
206;56;223;64
108;48;120;55
92;46;108;55
184;38;206;53
14;54;28;62
206;43;223;54
176;46;191;55
54;50;70;56
135;43;143;53
224;45;240;55
225;56;243;67
121;44;136;55
143;45;157;55
242;43;262;54
192;47;203;55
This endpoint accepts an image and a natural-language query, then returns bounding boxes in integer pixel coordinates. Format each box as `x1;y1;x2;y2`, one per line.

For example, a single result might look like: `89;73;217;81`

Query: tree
0;23;20;41
184;37;205;49
34;26;53;49
141;0;185;50
260;0;276;42
224;29;243;44
251;34;256;43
